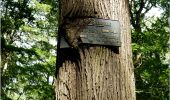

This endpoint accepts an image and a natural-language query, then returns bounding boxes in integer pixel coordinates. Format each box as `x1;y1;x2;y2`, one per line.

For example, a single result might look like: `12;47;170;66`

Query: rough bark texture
55;0;136;100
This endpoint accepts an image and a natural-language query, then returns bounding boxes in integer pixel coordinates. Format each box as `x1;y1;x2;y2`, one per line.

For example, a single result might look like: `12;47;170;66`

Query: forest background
1;0;169;99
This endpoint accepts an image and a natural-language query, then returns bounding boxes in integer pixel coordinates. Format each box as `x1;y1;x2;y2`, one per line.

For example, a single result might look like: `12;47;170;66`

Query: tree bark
55;0;136;100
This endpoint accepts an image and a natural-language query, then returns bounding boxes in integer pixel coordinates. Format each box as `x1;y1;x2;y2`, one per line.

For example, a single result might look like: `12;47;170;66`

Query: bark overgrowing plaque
80;18;121;46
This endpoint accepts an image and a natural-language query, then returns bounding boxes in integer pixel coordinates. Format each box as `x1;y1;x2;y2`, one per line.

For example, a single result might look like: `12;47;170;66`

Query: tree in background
129;0;169;99
55;0;135;99
1;0;58;99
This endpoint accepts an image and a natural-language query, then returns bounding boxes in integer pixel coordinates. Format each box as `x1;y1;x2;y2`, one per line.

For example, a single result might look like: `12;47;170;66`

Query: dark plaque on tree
80;18;121;46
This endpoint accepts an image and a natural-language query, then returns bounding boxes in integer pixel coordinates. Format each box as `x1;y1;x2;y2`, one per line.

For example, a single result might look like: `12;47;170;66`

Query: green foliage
1;0;58;99
130;0;169;99
134;17;169;99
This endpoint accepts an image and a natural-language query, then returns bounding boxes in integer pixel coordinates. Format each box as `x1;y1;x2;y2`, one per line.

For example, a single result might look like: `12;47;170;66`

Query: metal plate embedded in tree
80;18;121;46
60;36;70;48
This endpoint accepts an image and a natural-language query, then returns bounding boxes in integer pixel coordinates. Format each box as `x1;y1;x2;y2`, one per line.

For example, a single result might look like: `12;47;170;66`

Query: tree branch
129;0;136;27
135;0;145;32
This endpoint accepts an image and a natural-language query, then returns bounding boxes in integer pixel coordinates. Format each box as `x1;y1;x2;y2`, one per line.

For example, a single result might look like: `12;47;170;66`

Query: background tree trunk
55;0;136;100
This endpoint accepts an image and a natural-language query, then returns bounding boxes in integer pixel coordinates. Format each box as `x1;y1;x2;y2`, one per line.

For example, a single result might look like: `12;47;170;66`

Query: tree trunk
55;0;136;100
